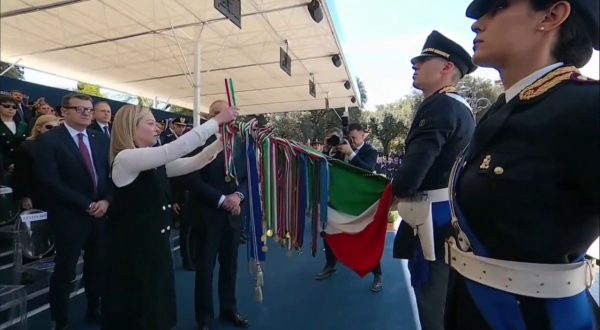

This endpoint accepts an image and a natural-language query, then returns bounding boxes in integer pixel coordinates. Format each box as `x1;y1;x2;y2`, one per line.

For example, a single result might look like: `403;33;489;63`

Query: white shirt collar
354;142;365;151
64;122;87;137
505;62;564;102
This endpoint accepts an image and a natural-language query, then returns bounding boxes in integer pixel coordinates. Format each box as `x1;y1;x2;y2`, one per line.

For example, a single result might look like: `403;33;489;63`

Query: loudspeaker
332;54;342;67
350;96;357;104
344;81;351;90
307;0;323;23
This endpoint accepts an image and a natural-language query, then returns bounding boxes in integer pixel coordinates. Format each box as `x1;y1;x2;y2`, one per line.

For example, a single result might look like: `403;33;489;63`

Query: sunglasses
0;103;17;109
44;124;58;130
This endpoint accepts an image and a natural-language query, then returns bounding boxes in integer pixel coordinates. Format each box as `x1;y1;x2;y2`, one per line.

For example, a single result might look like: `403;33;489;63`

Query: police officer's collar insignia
519;66;579;101
438;86;457;94
479;155;491;170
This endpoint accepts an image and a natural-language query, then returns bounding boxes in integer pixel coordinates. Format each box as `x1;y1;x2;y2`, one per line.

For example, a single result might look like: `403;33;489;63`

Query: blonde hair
110;105;152;162
28;115;59;140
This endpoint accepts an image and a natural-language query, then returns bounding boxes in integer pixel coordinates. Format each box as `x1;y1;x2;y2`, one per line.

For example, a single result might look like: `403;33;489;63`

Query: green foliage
137;96;153;107
263;106;363;143
356;77;368;105
76;82;104;98
0;62;24;80
456;75;503;121
170;105;193;117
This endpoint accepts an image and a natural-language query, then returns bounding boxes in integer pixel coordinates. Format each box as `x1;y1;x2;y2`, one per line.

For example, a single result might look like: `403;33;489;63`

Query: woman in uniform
102;105;236;330
446;0;599;329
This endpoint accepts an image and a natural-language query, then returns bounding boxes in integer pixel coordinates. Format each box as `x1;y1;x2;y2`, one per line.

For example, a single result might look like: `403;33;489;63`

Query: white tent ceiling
0;0;358;115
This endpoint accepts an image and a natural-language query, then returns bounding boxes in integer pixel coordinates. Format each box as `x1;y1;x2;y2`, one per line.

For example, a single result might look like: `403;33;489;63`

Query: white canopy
0;0;358;115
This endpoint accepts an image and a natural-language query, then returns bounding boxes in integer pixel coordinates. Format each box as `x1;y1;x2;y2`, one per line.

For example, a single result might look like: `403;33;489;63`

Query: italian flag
324;160;394;277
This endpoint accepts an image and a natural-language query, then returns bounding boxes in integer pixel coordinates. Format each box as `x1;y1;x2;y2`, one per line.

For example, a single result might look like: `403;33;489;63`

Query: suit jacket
349;143;378;172
392;91;475;197
12;139;48;209
88;121;112;136
0;120;29;170
186;135;248;230
392;89;475;259
34;124;112;228
14;104;33;125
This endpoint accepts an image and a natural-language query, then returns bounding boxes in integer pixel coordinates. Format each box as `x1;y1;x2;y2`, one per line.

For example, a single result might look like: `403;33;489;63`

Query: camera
326;135;341;147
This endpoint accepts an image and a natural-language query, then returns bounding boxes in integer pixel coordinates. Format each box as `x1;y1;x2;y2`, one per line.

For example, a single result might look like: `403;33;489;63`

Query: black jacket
34;125;112;227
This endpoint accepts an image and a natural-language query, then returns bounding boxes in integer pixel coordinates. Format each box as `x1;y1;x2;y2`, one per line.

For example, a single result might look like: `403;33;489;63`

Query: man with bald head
185;100;249;330
89;102;112;137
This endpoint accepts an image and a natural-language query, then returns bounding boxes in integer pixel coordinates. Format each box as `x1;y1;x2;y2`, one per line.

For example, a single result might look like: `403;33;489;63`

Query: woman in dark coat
102;105;236;330
12;114;60;210
446;1;599;329
0;94;28;182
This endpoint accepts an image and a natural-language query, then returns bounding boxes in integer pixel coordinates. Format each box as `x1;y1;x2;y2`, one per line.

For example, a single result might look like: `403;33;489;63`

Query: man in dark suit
10;90;33;125
315;123;384;292
35;93;111;330
391;31;476;330
336;123;378;172
88;101;112;137
186;100;249;330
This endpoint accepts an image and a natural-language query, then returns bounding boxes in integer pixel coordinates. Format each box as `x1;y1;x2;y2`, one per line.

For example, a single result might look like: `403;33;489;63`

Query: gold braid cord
438;86;457;94
519;66;579;101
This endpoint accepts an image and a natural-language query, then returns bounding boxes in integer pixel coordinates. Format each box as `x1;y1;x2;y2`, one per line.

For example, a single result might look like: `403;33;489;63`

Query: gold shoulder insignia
438;86;457;94
519;66;578;101
571;73;599;84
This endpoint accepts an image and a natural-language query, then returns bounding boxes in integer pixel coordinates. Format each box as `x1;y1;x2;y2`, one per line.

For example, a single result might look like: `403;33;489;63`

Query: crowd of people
0;0;598;329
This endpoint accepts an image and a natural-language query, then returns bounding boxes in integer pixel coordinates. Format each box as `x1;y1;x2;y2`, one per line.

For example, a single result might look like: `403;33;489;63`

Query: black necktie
103;125;110;137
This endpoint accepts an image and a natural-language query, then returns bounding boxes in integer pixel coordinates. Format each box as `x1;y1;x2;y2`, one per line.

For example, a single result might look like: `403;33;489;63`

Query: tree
368;111;408;156
356;77;368;106
137;96;153;107
77;82;104;98
456;76;502;120
170;105;193;117
0;61;24;80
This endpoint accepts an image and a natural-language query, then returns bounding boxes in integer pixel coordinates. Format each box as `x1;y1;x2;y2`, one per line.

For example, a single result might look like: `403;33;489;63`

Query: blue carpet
25;233;418;330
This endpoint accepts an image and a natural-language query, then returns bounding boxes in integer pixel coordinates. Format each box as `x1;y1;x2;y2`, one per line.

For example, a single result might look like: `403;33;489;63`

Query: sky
329;0;600;110
22;0;600;110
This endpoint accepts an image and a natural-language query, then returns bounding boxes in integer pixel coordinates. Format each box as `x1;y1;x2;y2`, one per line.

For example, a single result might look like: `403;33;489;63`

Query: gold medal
225;175;232;183
266;229;273;237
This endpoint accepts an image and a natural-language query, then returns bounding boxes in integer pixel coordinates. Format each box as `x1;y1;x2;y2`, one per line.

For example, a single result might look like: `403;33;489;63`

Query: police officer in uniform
392;31;476;330
445;1;599;329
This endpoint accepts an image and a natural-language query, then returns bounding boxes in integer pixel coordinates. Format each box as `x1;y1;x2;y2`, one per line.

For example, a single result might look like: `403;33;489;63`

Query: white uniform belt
397;188;449;203
445;237;597;299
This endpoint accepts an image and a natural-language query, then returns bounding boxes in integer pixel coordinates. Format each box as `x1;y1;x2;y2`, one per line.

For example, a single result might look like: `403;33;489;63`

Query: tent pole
193;39;201;127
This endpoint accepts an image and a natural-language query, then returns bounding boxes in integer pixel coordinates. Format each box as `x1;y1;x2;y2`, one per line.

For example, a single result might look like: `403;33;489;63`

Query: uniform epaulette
570;72;599;84
519;66;579;101
438;86;457;94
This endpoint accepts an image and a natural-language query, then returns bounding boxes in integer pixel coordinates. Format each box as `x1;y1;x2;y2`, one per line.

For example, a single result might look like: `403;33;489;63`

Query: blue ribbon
319;160;329;229
245;135;265;262
408;201;452;287
453;159;595;330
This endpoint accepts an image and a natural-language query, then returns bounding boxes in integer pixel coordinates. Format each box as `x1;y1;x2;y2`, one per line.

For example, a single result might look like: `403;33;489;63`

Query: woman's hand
214;107;238;125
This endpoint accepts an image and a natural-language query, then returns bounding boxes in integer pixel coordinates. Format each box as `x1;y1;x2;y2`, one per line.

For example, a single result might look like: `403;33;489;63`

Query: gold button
494;166;504;175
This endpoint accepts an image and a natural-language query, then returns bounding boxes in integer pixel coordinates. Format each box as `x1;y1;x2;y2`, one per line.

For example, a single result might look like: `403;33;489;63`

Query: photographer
322;127;345;160
336;123;377;172
315;123;383;292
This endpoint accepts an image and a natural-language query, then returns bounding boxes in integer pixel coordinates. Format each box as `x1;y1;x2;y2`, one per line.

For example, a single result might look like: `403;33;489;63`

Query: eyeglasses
0;103;17;109
44;124;58;130
63;106;93;114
